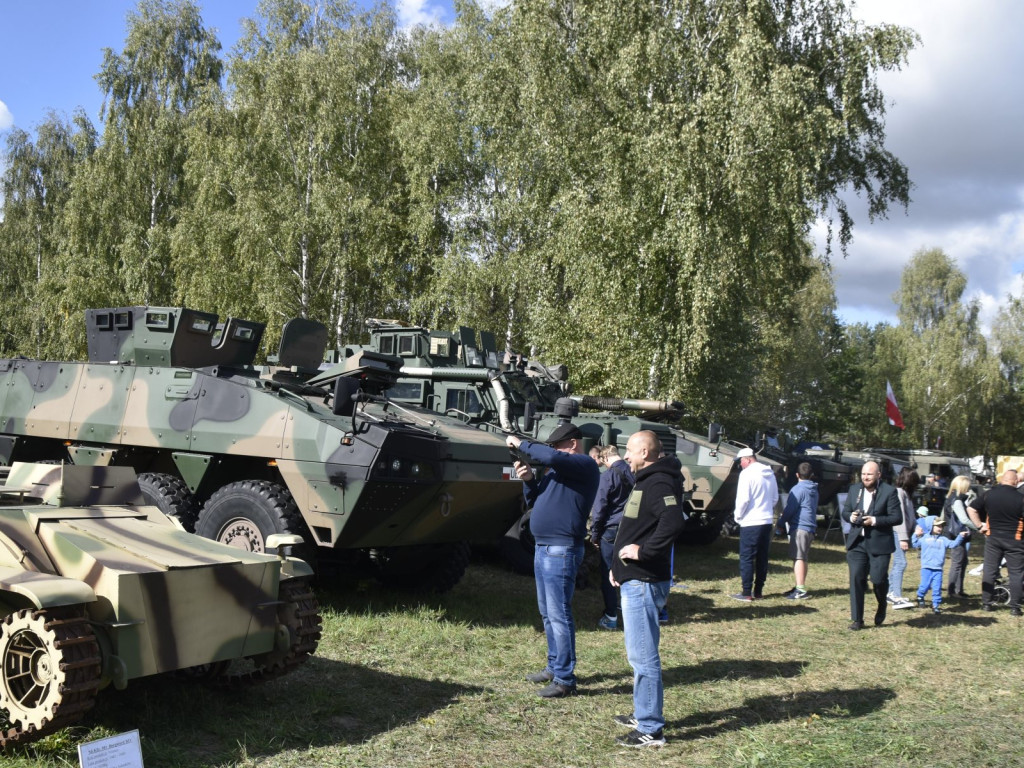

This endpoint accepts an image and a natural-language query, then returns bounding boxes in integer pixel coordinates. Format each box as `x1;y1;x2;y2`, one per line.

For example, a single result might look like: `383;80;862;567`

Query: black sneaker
932;606;941;615
616;728;666;748
525;669;553;684
537;681;577;698
917;598;926;608
613;714;639;729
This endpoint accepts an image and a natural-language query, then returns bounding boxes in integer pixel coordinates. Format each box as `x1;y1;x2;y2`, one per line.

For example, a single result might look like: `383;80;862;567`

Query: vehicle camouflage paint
0;307;524;592
338;320;770;569
0;462;320;747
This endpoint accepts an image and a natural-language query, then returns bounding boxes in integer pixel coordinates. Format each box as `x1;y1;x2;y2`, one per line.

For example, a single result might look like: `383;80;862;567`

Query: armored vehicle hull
0;308;524;593
342;321;769;571
0;462;320;747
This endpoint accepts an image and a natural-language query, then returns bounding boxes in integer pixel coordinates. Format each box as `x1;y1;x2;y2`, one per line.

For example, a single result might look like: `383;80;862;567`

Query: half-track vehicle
0;462;320;747
0;307;525;592
338;320;772;570
863;448;974;514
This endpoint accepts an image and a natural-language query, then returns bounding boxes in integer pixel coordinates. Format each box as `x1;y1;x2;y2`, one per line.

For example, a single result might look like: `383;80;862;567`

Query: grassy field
6;533;1024;768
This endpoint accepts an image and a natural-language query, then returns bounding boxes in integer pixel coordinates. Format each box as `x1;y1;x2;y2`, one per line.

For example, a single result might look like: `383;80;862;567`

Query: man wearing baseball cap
507;424;600;698
731;447;780;601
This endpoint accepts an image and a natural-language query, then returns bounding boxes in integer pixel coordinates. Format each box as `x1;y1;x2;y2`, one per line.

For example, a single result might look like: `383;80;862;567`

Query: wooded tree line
2;0;1021;458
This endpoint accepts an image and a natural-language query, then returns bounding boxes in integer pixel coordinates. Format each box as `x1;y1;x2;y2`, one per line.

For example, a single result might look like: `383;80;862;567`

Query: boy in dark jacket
610;430;685;748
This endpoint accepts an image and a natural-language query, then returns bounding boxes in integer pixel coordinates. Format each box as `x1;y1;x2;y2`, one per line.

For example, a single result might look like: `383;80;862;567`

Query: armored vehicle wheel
138;472;200;532
498;512;535;576
0;607;102;748
373;542;472;593
679;510;727;547
196;480;310;559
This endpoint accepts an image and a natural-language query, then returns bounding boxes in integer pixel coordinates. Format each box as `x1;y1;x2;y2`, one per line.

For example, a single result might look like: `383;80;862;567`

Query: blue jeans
889;532;907;597
621;580;670;734
534;543;584;686
738;524;772;596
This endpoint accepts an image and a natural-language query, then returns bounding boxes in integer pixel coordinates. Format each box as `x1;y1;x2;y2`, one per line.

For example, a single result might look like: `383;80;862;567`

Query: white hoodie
733;461;779;527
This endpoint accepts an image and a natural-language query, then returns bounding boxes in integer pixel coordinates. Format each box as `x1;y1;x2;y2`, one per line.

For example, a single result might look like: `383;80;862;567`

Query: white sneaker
885;593;897;605
968;564;984;576
893;598;915;610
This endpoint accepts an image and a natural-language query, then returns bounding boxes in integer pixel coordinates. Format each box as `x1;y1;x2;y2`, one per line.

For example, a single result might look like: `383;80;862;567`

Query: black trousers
846;539;892;622
982;536;1024;608
947;543;968;595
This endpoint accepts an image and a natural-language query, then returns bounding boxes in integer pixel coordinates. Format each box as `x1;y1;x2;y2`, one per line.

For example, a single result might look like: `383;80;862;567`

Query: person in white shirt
730;448;779;601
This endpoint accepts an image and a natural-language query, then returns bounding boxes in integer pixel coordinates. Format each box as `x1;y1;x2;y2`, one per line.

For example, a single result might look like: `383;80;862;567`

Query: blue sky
1;1;1022;333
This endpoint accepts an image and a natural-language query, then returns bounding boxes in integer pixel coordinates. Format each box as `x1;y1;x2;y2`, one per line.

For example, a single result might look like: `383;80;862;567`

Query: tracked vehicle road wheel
196;480;309;559
194;578;322;689
373;542;472;594
138;472;200;532
0;607;102;748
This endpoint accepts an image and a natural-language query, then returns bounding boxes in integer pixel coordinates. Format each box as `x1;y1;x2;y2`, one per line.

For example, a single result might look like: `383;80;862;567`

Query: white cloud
821;1;1024;337
0;99;13;131
395;0;449;29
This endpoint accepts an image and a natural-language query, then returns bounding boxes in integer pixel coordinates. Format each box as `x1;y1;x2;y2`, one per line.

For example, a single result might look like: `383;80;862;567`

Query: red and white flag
885;380;905;430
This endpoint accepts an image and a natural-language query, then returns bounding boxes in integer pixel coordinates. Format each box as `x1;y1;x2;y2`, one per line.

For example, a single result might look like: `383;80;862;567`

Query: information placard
78;729;144;768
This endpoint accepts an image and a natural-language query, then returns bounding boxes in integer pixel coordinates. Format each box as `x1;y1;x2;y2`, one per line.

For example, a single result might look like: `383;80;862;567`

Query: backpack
943;495;972;539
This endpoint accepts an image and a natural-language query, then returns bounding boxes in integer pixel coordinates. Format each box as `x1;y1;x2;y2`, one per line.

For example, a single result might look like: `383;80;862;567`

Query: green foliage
5;0;1016;454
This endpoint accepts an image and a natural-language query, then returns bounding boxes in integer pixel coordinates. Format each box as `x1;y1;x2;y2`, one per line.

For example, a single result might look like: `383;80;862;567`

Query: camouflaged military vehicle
0;307;524;593
338;320;761;570
0;461;320;747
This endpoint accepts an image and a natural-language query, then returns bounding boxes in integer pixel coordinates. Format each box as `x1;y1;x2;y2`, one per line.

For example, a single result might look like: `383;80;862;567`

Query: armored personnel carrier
339;320;762;569
0;462;320;747
0;308;524;592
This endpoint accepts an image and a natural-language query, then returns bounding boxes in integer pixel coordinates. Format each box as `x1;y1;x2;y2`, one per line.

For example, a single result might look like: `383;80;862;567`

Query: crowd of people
503;428;1024;749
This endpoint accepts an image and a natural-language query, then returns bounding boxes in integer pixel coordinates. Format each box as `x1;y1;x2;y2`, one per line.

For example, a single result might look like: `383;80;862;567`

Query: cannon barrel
570;394;683;413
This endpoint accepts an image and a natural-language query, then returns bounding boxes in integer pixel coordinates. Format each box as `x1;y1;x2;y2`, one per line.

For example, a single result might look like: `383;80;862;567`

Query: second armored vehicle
0;462;320;747
340;320;764;570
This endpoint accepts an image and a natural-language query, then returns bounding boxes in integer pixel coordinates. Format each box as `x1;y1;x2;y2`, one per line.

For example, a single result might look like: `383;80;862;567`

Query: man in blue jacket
778;462;819;599
507;424;600;698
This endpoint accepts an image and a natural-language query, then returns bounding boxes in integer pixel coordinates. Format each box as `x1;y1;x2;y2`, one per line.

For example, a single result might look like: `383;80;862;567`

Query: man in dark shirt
507;424;600;697
590;444;635;630
609;430;685;748
968;469;1024;614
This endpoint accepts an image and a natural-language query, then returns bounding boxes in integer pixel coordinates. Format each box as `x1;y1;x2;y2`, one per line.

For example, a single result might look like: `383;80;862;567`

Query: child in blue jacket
912;515;966;613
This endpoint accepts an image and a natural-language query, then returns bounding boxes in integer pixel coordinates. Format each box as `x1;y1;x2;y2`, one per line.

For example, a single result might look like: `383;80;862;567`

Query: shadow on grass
582;659;808;696
670;595;822;623
313;564;542;629
902;613;999;628
668;686;896;739
87;656;482;765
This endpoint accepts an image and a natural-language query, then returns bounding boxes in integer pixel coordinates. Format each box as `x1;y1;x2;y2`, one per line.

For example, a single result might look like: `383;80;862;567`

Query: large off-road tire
498;512;536;576
373;542;472;594
0;606;102;748
679;509;729;547
138;472;200;532
195;480;311;561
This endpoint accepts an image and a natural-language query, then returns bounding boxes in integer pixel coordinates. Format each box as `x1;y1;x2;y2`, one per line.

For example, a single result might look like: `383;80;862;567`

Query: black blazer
841;482;903;553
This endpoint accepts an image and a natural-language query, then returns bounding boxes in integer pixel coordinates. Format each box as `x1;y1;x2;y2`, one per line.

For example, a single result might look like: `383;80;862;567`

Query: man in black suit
841;461;903;630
